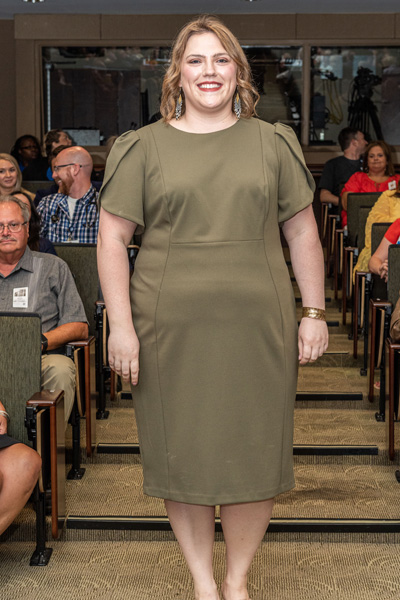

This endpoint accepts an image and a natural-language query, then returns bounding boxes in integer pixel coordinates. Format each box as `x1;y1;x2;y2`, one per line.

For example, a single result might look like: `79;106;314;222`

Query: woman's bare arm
97;207;139;384
282;205;329;364
369;236;390;281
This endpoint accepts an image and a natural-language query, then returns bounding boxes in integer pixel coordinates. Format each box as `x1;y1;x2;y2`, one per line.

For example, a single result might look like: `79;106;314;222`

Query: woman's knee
8;444;41;489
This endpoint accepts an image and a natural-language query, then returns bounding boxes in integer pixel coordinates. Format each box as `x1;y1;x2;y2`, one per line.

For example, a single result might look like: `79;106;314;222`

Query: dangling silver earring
175;89;183;120
233;89;241;120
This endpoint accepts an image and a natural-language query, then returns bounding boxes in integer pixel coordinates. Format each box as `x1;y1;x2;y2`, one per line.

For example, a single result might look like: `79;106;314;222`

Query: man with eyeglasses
0;195;88;424
37;146;99;243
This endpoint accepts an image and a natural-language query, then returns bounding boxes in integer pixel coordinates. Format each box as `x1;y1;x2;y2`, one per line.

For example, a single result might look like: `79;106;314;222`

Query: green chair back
347;192;381;247
23;181;53;194
388;245;400;306
370;223;392;301
358;207;372;251
53;243;99;335
0;313;42;445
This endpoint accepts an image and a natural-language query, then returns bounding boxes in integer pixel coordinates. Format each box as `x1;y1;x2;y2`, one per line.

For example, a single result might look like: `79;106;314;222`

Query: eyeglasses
0;222;28;233
53;163;91;173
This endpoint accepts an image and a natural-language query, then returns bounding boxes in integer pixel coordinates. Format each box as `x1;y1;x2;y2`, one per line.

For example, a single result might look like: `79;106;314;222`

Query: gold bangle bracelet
302;307;326;321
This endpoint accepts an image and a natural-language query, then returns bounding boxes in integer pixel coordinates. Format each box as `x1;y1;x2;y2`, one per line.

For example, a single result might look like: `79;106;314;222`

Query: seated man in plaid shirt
37;146;99;243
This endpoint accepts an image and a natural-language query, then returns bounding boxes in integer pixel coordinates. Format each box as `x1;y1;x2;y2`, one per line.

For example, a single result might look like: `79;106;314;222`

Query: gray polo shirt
0;247;87;332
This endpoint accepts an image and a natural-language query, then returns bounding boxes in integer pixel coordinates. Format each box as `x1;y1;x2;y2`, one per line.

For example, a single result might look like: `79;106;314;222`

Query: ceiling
1;0;400;20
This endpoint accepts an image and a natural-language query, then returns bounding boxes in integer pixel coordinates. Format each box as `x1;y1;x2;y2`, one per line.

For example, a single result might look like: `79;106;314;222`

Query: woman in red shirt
340;141;400;227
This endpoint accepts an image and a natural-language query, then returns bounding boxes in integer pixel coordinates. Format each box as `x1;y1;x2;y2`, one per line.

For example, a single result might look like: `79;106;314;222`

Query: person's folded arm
368;236;390;280
43;322;88;351
320;189;339;206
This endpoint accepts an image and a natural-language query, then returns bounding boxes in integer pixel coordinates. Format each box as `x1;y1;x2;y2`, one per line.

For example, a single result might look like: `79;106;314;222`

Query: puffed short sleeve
99;130;146;234
274;123;315;223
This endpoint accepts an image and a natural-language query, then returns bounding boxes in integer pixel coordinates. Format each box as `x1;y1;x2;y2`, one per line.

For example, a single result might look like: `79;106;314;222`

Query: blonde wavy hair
160;15;259;122
0;153;22;191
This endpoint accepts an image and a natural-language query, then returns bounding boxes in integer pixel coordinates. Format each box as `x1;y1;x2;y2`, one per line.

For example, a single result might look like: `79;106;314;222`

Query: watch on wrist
41;333;48;353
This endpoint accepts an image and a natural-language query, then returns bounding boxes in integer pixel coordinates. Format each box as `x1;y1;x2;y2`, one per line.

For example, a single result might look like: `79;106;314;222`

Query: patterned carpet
2;540;400;600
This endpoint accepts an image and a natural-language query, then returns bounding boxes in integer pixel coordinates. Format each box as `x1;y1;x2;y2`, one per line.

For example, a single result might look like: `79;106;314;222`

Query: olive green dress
100;118;314;505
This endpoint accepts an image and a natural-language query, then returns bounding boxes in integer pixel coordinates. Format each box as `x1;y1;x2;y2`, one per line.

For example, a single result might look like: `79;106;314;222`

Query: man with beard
37;146;99;243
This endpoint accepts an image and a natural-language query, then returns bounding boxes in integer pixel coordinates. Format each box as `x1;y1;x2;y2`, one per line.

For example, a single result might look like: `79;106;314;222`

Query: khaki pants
41;354;76;424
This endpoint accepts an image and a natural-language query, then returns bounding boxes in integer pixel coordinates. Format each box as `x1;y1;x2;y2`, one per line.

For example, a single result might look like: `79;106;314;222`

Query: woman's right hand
378;259;388;282
108;327;140;386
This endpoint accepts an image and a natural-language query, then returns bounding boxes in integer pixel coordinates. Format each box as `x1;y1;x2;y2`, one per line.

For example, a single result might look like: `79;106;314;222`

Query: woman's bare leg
165;500;220;600
220;499;274;600
0;444;41;535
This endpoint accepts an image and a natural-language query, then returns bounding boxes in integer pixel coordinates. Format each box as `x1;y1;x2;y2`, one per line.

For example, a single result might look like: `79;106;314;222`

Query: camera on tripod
353;67;381;99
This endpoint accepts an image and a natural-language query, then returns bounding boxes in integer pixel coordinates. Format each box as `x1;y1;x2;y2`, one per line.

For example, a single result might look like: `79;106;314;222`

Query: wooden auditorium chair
353;222;391;371
340;192;381;325
0;312;65;565
368;244;400;423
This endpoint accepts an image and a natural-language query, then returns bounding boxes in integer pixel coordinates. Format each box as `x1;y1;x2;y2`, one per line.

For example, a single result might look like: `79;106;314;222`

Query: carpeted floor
1;263;400;599
2;540;400;600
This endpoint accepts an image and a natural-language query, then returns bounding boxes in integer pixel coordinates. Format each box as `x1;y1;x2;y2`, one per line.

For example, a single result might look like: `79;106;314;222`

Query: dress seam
148;126;173;498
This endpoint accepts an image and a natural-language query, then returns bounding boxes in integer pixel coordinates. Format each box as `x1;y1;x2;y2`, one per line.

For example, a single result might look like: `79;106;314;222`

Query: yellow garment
354;190;400;276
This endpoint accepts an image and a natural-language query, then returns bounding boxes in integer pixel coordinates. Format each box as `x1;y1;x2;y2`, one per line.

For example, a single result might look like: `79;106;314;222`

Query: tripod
348;74;383;140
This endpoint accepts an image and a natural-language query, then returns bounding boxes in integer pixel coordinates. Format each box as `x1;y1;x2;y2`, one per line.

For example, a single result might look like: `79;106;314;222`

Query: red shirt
384;218;400;244
340;172;400;226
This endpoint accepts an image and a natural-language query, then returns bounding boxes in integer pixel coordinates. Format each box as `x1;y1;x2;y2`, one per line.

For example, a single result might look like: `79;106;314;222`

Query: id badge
13;287;28;308
388;180;397;191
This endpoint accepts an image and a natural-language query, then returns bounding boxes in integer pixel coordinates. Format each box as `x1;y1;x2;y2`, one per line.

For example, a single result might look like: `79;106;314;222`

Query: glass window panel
42;46;170;143
43;45;303;144
244;46;302;138
310;46;400;145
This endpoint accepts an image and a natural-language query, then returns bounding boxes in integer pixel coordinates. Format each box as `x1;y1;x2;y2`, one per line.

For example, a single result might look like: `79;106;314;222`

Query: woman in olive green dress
98;15;328;600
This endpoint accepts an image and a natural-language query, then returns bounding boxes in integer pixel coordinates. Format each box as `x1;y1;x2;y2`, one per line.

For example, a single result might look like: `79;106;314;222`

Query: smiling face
179;32;237;119
367;145;388;174
0;160;18;193
51;150;75;195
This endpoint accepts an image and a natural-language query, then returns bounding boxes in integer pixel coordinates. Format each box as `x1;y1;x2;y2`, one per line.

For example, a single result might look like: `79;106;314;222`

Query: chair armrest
27;389;64;408
370;299;391;310
65;336;96;456
26;389;65;540
387;338;400;349
65;335;95;349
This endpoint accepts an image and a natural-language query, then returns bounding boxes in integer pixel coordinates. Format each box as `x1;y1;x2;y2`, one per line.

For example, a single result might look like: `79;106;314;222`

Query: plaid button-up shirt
37;185;99;243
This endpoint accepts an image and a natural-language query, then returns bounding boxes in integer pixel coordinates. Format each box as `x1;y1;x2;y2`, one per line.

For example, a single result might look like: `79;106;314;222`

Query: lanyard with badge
13;287;28;308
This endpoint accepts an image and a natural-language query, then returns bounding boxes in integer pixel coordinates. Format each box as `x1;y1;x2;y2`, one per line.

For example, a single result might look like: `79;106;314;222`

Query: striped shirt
37;185;99;243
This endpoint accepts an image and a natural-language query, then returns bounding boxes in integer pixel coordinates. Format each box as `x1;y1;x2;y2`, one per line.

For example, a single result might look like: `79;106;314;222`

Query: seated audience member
0;195;88;423
34;145;102;207
11;191;56;255
353;181;400;274
37;146;99;243
10;135;49;181
0;400;42;536
341;141;400;227
0;153;35;201
43;129;73;181
319;127;367;213
368;217;400;282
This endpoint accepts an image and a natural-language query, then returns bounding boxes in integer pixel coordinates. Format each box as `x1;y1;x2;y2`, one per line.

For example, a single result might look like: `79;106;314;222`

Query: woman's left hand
298;317;329;365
